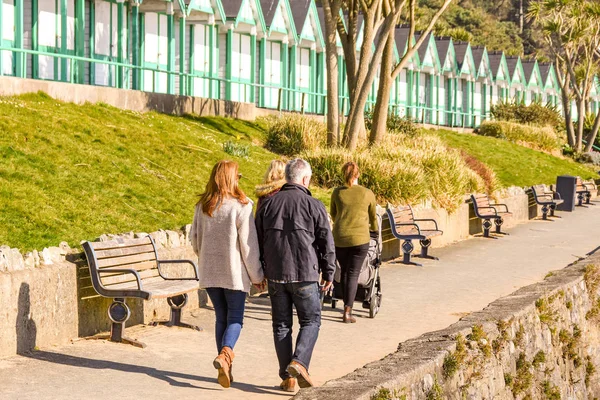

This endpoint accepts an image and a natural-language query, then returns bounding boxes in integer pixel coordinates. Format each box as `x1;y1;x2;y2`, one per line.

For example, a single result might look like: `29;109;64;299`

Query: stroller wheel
369;278;382;318
331;299;337;309
369;295;380;318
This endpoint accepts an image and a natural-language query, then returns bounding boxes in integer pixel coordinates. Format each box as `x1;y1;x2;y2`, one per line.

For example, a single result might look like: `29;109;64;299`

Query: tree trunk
584;112;600;152
322;0;340;146
369;31;395;145
576;98;585;152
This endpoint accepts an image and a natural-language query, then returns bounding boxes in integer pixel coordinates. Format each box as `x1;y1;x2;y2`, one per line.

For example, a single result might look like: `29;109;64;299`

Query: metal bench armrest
536;194;554;202
157;259;200;281
553;191;562;200
97;268;143;290
475;206;498;216
394;223;422;236
413;218;440;231
490;203;509;213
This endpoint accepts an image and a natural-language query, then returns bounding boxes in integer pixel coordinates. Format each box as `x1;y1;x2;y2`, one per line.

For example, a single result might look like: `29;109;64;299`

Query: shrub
364;108;419;136
263;114;326;156
491;101;564;131
303;133;484;211
479;121;561;153
459;151;499;194
387;114;419;136
223;141;249;158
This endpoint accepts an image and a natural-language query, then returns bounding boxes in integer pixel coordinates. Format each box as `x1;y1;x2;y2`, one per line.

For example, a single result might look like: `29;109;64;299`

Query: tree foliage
528;0;600;152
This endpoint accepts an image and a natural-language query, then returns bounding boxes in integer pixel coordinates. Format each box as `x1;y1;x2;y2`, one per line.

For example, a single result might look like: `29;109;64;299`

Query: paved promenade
2;204;600;399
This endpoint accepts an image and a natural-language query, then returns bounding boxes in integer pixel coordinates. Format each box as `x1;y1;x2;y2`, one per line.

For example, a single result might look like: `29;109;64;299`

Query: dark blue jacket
255;183;336;283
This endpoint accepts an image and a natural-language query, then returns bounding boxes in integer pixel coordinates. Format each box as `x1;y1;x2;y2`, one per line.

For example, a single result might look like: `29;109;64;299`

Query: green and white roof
453;41;477;80
488;51;510;87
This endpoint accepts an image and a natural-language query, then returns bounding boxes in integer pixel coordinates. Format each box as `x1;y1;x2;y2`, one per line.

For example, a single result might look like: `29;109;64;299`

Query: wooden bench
576;177;596;206
470;194;512;238
82;236;200;348
531;184;564;220
386;204;443;266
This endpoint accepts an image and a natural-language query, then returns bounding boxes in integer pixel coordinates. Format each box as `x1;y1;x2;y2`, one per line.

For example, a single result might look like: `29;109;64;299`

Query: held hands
253;279;267;292
320;279;333;292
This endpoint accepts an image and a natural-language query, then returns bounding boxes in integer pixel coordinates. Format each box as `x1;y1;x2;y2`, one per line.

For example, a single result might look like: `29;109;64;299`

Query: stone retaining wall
294;254;600;400
0;226;204;358
0;76;326;123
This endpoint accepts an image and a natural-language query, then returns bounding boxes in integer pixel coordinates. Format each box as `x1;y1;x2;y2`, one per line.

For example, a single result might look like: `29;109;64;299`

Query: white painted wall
143;12;167;93
264;40;282;108
93;0;117;86
296;46;310;110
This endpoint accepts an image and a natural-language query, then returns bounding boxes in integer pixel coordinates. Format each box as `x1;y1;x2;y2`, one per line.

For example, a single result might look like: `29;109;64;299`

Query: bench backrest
386;204;418;236
82;236;160;292
471;194;491;209
531;184;549;200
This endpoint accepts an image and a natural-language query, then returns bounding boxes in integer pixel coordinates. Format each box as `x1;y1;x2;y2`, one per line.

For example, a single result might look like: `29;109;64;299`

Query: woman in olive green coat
330;162;378;323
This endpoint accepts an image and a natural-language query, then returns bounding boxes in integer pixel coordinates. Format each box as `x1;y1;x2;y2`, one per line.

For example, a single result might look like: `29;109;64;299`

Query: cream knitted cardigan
190;198;264;293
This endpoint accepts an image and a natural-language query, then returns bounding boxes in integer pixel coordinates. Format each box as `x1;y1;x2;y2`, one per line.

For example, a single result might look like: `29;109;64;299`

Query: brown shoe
279;377;297;392
343;306;356;323
213;346;235;388
286;361;314;388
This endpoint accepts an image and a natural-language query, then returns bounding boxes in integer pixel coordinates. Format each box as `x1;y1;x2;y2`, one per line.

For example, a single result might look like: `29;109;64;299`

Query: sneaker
286;361;314;388
279;377;297;392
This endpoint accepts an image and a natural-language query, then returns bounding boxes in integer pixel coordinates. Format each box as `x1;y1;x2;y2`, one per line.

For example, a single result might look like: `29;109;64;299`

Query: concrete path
2;205;600;400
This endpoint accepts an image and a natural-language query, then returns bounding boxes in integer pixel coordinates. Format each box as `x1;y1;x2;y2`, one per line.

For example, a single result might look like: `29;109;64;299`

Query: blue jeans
268;281;321;380
205;288;246;353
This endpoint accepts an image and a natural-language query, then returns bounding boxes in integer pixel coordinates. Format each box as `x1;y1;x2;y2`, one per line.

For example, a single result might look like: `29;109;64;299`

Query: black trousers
335;243;370;308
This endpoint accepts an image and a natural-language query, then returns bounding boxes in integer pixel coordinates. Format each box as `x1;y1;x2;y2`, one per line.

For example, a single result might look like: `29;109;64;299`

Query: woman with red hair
190;160;265;388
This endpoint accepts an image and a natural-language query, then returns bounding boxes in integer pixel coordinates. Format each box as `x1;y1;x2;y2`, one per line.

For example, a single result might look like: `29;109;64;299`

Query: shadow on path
27;350;287;395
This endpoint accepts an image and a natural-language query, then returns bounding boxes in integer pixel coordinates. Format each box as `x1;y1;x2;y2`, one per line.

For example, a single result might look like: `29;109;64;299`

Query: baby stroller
325;207;384;318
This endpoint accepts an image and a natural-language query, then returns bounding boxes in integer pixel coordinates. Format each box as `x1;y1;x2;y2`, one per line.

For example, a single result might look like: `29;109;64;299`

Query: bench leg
86;299;146;348
577;193;584;206
393;240;421;266
549;204;561;218
151;294;203;331
482;219;494;238
586;193;593;205
541;205;548;220
415;238;439;260
494;217;509;235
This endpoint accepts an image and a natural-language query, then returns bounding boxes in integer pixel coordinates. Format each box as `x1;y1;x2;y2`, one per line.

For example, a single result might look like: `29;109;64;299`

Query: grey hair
285;158;312;183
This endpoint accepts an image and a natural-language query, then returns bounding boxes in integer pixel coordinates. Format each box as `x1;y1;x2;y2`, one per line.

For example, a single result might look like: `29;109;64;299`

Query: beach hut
506;56;526;103
453;41;477;127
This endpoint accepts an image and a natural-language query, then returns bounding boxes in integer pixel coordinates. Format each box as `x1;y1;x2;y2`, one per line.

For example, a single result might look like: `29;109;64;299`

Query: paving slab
2;204;600;399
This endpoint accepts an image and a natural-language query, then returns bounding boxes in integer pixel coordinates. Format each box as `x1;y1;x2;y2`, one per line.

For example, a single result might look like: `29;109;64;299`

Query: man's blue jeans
205;288;246;353
268;281;321;380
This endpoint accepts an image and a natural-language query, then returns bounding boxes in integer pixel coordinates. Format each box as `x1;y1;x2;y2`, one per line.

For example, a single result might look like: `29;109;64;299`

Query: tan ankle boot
343;306;356;323
213;346;235;388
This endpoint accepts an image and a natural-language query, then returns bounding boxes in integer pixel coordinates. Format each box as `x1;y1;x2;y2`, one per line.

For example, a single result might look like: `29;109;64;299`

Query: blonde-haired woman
330;162;378;323
255;160;286;210
191;160;265;388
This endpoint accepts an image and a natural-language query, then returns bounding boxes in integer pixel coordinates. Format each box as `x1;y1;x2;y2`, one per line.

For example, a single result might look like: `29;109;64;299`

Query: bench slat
91;236;153;251
98;261;159;276
108;279;199;299
101;269;160;286
94;244;156;259
96;252;157;268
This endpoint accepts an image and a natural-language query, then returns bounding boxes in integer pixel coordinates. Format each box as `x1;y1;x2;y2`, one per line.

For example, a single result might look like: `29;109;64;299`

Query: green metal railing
0;46;492;127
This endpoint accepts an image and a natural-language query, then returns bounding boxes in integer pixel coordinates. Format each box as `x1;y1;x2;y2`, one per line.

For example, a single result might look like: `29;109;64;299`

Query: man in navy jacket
256;158;336;392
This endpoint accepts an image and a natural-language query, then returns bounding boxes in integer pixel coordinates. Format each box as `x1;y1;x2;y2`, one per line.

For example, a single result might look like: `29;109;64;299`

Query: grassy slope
0;93;329;251
433;129;597;187
1;93;596;251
